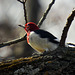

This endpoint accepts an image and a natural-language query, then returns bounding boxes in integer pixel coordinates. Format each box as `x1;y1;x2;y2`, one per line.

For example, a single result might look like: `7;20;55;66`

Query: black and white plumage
28;29;59;53
19;22;60;53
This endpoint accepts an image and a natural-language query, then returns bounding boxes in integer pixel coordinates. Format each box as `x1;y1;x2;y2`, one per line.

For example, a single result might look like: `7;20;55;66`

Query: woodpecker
19;22;60;54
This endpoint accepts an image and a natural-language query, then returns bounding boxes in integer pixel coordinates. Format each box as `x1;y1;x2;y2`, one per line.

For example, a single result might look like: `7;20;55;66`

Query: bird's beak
18;25;25;28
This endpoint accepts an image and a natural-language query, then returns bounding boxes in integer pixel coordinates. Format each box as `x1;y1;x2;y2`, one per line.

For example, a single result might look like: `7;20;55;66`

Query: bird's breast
28;31;58;53
28;31;47;52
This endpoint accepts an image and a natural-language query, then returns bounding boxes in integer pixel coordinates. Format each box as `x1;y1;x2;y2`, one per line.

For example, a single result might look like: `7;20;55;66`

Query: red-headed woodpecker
19;22;59;53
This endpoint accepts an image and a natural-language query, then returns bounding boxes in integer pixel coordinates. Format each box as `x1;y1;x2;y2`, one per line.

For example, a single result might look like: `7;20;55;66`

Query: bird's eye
25;24;29;27
26;26;30;30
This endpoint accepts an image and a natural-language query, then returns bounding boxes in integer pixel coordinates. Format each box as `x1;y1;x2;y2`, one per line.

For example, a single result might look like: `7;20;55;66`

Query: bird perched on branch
19;22;59;54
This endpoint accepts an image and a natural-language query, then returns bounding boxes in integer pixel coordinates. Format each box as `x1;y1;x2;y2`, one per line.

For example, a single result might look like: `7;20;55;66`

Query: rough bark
0;47;75;75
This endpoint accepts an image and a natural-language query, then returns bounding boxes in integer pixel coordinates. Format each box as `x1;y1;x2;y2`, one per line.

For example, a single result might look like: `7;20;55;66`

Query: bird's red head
24;22;39;33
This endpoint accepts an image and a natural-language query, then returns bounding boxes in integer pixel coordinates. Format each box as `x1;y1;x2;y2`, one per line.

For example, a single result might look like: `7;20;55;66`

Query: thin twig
17;0;28;23
17;0;24;3
0;34;27;48
37;0;55;27
59;9;75;47
67;43;75;47
23;0;28;23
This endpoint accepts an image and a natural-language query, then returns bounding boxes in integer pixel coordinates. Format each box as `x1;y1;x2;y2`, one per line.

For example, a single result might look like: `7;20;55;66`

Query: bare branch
23;0;28;23
17;0;24;3
17;0;28;23
59;9;75;47
0;34;27;48
67;43;75;47
37;0;55;27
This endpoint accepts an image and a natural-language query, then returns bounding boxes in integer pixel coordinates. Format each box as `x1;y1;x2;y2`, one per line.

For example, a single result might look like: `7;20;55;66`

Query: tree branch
23;0;28;23
0;34;27;48
67;43;75;47
37;0;55;27
0;47;75;74
17;0;28;23
59;9;75;47
17;0;24;3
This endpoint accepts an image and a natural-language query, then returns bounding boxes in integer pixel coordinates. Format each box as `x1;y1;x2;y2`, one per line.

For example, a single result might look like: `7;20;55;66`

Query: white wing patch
54;38;60;43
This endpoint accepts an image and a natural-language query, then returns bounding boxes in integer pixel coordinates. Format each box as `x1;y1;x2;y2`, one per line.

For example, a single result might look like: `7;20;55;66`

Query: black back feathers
34;29;59;44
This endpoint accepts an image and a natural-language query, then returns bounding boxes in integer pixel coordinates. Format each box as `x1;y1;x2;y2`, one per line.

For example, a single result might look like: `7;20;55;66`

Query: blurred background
0;0;75;61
